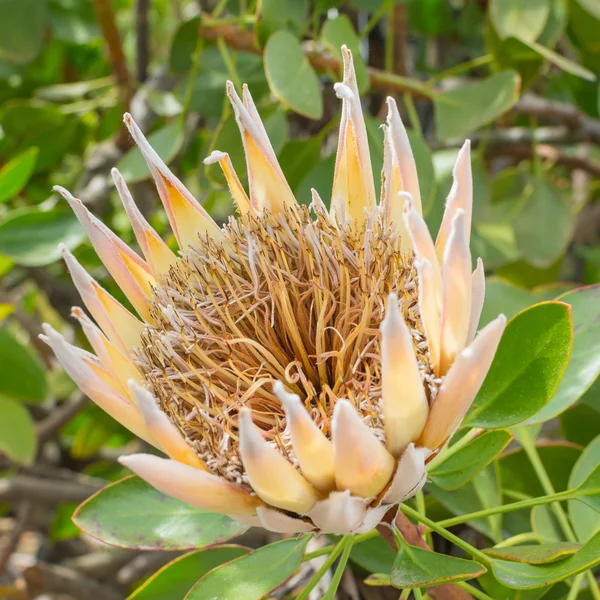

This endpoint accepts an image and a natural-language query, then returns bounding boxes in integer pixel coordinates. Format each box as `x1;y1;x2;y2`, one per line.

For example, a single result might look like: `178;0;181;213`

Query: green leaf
321;15;369;92
484;543;581;564
277;138;323;193
466;302;573;429
0;329;47;403
490;528;600;589
479;278;537;329
428;481;500;541
256;0;308;46
0;147;39;204
0;396;37;465
490;0;550;42
390;542;486;588
350;535;397;574
264;31;323;119
525;285;600;424
185;537;309;600
73;476;249;550
117;122;184;184
429;430;513;490
129;546;250;600
434;71;521;140
569;0;600;54
569;437;600;543
499;443;581;498
0;207;85;266
0;0;47;64
514;174;575;268
508;37;596;81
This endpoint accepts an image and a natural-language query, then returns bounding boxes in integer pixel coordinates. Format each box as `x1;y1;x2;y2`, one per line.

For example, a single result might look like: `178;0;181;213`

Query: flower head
42;47;505;535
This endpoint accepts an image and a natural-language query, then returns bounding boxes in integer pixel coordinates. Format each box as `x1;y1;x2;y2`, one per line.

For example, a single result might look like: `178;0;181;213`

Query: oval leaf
185;537;309;600
490;0;550;42
569;435;600;543
466;302;573;429
483;542;581;564
264;31;323;119
129;546;250;600
526;285;600;424
0;207;85;266
391;543;486;588
434;71;521;140
0;329;47;403
73;476;249;550
0;147;39;204
0;397;37;465
491;529;600;589
429;430;513;490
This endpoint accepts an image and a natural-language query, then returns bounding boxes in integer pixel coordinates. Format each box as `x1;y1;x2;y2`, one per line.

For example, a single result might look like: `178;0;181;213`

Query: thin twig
0;475;105;505
135;0;150;83
36;393;88;444
92;0;134;149
0;501;32;576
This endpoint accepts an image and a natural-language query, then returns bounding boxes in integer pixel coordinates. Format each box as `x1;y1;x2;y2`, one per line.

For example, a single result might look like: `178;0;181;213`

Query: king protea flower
41;47;506;535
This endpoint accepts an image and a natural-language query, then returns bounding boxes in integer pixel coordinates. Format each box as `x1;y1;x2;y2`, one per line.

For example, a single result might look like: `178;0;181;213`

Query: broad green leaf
408;131;437;217
569;0;600;54
0;207;85;266
0;147;39;204
514;174;575;268
129;546;250;600
466;301;573;429
185;537;309;600
478;570;563;600
350;535;397;574
0;396;37;465
560;402;600;447
491;528;600;589
434;71;520;140
0;329;47;403
277;138;323;193
479;278;537;328
490;0;550;42
256;0;308;46
321;15;369;92
484;543;581;564
390;542;486;587
0;0;47;63
573;463;600;513
569;437;600;542
499;443;581;498
428;481;499;541
525;285;600;424
73;476;249;550
466;302;573;429
35;77;113;101
264;31;323;119
117;122;184;183
429;430;513;490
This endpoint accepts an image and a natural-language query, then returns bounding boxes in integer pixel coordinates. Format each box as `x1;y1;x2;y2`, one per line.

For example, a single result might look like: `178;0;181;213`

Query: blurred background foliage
1;0;600;597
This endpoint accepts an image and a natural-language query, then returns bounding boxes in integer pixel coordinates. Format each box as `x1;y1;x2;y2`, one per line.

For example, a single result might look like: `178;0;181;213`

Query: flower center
135;203;437;483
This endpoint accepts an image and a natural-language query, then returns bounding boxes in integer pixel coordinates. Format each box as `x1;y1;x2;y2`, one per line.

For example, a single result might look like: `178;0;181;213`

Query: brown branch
92;0;134;150
23;561;122;600
488;143;600;179
0;475;104;505
36;393;89;443
513;94;600;146
197;22;433;99
135;0;150;83
377;509;473;600
0;502;32;576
